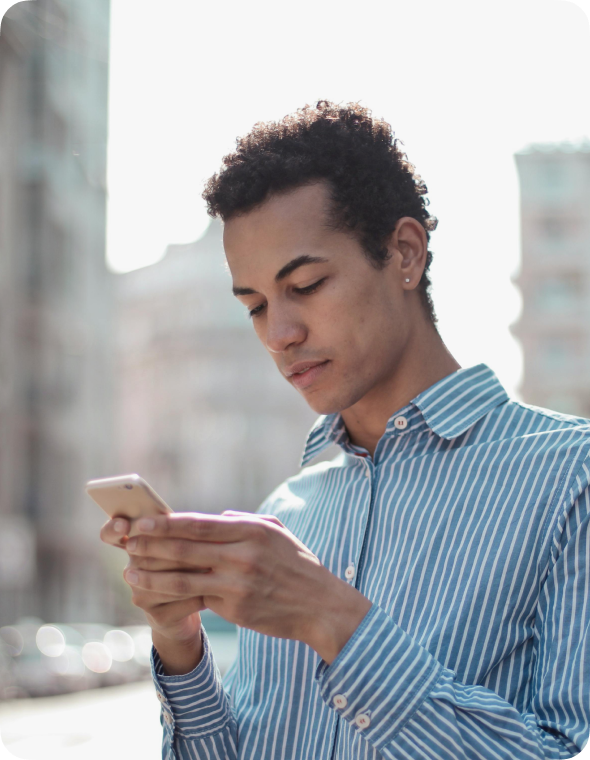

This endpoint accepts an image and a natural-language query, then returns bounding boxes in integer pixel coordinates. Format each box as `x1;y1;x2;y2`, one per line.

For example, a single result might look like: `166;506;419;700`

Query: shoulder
509;399;590;431
485;397;590;454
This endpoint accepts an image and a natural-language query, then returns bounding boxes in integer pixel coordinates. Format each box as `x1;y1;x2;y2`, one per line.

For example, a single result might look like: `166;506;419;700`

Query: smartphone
86;474;173;531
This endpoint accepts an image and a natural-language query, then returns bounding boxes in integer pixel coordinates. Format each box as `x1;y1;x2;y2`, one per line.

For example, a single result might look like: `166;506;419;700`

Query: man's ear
391;217;428;288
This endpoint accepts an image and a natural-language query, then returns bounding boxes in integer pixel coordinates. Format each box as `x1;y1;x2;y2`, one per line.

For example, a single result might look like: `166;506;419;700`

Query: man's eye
294;278;327;295
247;278;326;318
248;303;266;318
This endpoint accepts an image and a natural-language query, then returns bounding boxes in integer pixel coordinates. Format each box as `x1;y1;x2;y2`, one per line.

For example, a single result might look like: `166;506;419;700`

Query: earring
405;278;410;283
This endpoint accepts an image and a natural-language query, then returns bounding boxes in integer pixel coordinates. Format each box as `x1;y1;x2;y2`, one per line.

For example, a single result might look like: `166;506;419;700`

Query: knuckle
237;546;260;574
249;523;269;542
235;576;255;601
170;574;190;596
190;519;212;540
171;539;189;561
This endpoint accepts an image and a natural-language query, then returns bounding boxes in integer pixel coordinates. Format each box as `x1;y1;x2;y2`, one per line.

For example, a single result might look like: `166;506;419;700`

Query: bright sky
106;0;590;398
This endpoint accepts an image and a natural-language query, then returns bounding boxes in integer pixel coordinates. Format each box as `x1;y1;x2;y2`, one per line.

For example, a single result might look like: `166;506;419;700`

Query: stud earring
405;278;410;283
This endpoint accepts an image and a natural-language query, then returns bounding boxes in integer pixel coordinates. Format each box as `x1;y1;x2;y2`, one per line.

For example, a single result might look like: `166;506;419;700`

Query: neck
341;322;460;458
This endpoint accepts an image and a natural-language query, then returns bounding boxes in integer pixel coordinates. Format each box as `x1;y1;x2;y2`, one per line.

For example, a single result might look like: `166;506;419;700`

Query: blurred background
0;0;588;757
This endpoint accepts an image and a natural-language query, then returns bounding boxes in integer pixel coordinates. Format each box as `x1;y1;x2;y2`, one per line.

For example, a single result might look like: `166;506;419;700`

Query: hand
101;516;204;674
123;511;372;664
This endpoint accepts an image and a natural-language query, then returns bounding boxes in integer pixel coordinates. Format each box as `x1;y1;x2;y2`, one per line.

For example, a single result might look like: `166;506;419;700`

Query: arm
100;517;238;760
316;483;590;759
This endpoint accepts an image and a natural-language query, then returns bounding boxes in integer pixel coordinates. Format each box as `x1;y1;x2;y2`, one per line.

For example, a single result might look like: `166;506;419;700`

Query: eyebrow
232;255;328;296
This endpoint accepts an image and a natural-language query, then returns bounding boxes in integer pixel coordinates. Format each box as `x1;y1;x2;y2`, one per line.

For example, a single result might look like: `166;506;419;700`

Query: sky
105;0;590;398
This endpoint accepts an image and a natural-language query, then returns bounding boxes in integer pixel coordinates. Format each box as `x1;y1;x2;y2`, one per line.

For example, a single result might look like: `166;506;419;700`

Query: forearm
152;628;204;676
317;605;582;760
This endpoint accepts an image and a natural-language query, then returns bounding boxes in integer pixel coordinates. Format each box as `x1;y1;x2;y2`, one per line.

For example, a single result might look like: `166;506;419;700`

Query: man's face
223;182;412;416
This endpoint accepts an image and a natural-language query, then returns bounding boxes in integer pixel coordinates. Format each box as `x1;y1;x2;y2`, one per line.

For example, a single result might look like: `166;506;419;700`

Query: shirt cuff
151;627;234;739
315;603;443;752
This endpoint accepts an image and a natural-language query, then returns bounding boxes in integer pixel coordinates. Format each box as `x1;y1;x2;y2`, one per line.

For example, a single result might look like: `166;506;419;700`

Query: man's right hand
100;517;205;675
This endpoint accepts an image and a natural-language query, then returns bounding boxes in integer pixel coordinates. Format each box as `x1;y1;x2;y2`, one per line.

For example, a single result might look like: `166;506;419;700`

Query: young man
101;102;590;759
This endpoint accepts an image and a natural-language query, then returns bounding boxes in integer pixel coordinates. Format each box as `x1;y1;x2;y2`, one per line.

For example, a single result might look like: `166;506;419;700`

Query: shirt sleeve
316;482;590;760
151;627;238;760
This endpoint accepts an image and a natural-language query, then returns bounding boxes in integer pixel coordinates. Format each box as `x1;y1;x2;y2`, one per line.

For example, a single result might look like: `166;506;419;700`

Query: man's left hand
124;511;372;664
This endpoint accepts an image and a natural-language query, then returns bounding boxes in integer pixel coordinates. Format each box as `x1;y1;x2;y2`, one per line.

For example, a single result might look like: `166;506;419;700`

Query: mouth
285;360;330;390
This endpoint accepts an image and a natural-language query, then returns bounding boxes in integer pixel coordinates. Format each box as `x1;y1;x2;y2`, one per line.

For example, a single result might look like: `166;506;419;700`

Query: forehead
222;183;334;275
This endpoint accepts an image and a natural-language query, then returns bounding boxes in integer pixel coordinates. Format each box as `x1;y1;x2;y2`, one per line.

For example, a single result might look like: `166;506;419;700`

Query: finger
127;555;209;573
147;597;207;627
100;518;131;548
124;567;221;599
126;535;225;567
223;510;285;528
133;512;272;544
130;588;195;607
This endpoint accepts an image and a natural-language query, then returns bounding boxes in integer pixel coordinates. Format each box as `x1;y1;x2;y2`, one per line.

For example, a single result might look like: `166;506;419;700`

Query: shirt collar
300;364;509;467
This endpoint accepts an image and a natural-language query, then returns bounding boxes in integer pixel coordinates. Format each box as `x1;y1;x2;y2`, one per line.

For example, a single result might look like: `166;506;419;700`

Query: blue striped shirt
152;364;590;759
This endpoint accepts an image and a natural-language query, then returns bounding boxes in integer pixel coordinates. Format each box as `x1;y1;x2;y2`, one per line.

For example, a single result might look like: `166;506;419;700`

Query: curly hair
203;101;438;323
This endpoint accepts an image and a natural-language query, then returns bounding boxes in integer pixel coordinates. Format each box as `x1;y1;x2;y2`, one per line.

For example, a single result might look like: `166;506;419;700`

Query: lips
284;360;327;377
286;360;330;390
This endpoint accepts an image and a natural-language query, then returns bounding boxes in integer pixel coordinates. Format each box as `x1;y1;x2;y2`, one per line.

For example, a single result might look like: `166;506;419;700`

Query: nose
264;303;307;354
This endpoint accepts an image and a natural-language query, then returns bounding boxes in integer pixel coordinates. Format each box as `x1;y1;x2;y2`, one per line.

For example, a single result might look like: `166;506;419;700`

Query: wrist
152;627;204;676
305;579;372;665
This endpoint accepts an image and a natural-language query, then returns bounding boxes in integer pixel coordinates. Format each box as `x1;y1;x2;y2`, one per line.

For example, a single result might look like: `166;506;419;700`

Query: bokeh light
82;642;113;673
132;630;153;667
0;625;24;656
104;629;135;662
45;645;86;678
36;626;66;658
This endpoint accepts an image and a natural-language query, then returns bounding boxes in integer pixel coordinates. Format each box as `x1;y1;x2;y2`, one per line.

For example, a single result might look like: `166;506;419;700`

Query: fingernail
126;571;139;585
126;537;137;551
137;518;155;532
114;520;127;534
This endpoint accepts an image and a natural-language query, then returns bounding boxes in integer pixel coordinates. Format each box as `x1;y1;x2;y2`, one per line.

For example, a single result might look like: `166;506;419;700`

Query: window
536;276;581;312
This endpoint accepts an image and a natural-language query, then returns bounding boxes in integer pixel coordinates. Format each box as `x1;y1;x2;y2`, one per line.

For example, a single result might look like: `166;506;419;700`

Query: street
0;680;162;759
0;631;238;759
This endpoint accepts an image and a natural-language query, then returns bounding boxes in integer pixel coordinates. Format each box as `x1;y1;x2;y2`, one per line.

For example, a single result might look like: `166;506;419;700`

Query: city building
512;144;590;417
0;0;116;627
115;220;335;517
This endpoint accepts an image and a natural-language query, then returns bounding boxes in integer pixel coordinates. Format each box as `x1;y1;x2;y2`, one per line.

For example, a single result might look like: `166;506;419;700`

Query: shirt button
355;712;371;729
333;694;348;709
394;415;408;430
163;710;173;726
345;565;355;581
364;466;370;478
156;691;165;703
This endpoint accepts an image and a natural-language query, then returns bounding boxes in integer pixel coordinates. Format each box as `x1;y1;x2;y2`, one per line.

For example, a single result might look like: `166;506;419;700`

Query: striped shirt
152;364;590;759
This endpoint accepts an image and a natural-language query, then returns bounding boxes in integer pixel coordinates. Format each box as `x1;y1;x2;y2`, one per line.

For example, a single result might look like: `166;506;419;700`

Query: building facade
0;0;116;627
116;220;335;518
512;145;590;417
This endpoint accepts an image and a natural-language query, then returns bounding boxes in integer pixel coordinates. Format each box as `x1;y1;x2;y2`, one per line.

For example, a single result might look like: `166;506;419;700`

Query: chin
300;384;363;417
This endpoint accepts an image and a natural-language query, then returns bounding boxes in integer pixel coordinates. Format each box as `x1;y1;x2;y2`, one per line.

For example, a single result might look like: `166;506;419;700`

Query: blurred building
116;220;331;516
0;0;115;627
512;145;590;417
